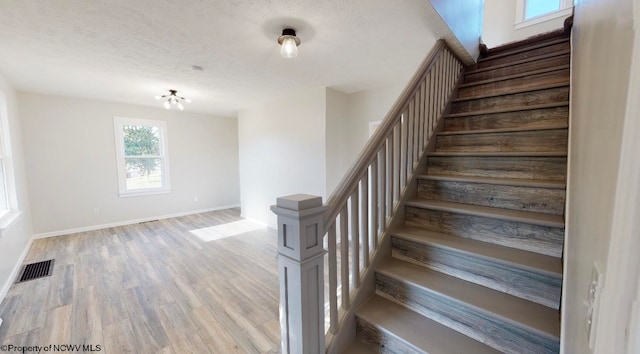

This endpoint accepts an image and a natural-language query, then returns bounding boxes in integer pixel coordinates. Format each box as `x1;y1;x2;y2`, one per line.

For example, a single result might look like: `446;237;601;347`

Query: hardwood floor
0;209;281;353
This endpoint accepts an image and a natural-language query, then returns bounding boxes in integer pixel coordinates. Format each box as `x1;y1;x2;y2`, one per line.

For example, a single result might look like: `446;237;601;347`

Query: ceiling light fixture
154;90;191;110
278;28;301;59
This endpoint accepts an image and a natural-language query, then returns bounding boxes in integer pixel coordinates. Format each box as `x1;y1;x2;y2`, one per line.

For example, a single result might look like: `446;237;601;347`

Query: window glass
114;117;170;196
525;0;561;19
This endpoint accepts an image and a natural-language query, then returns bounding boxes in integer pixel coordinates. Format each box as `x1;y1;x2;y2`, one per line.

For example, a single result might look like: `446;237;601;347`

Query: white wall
344;83;405;167
19;92;239;236
562;0;635;353
326;88;349;195
483;0;571;48
324;83;405;198
430;0;484;61
0;73;34;301
238;87;327;228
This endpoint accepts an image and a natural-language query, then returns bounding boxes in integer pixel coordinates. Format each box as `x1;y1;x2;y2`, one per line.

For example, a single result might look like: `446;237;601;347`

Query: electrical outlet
194;196;199;202
585;262;604;349
93;207;100;214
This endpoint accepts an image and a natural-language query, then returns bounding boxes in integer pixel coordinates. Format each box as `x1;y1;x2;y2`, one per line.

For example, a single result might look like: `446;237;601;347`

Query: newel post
271;194;328;354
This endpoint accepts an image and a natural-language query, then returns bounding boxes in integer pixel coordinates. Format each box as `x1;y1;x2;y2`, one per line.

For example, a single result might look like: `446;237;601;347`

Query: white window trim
113;116;171;197
0;92;22;236
515;0;574;30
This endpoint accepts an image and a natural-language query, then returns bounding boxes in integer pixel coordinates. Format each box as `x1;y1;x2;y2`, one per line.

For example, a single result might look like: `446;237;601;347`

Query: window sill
0;211;22;237
516;7;573;30
119;189;171;198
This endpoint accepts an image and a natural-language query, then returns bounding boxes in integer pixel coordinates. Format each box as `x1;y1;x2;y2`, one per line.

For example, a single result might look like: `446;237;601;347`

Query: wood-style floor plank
0;208;281;353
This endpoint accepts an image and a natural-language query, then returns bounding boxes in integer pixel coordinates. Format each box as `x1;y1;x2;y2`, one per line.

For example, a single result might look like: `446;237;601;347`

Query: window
114;117;170;197
525;0;561;20
0;145;9;216
516;0;573;29
0;92;21;232
0;103;10;217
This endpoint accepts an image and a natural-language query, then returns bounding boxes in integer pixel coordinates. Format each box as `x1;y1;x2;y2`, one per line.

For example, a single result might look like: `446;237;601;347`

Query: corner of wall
0;72;36;304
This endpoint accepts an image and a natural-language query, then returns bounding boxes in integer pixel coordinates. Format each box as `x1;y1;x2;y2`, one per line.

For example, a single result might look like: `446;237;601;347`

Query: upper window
516;0;573;29
0;140;9;216
525;0;561;20
114;117;170;197
0;100;10;218
0;92;21;233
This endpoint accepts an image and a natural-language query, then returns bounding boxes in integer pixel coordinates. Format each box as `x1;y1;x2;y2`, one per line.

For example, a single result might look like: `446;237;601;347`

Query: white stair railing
272;39;465;354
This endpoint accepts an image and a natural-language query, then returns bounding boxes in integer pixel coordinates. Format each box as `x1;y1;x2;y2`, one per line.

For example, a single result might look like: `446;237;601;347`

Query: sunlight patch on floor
189;219;266;242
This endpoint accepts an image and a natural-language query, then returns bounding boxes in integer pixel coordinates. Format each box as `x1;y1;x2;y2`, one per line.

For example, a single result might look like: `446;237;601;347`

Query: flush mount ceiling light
278;28;301;59
154;90;191;110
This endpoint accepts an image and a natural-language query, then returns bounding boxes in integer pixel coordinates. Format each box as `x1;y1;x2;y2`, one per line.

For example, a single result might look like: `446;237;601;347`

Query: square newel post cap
271;194;327;217
271;194;328;262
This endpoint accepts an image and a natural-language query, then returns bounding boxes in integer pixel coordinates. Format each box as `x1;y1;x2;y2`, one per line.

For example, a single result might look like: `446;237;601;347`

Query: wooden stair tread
484;29;567;56
452;82;569;102
417;174;566;189
342;340;378;354
446;102;569;118
438;125;568;136
357;296;501;354
377;259;561;339
430;151;567;157
391;226;562;276
459;65;570;88
467;50;571;75
405;199;565;228
478;37;569;63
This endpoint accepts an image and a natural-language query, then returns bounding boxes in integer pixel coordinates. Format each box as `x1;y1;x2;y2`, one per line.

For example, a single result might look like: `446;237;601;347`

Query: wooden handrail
323;40;448;228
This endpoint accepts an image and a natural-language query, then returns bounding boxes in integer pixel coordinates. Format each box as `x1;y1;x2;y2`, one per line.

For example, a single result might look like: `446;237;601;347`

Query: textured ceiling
0;0;438;116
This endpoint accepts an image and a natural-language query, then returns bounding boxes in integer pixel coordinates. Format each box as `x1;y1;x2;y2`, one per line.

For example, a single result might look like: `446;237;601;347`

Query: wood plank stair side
435;128;569;153
481;28;568;57
465;52;571;83
353;296;501;354
390;227;562;308
451;85;570;114
375;260;561;354
438;125;569;136
446;101;569;118
426;154;568;181
416;175;566;215
476;38;570;69
460;65;570;88
458;67;570;98
404;199;565;257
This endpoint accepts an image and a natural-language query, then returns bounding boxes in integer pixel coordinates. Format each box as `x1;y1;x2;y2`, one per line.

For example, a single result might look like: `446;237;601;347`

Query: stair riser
444;106;568;131
356;317;421;354
436;129;569;153
478;41;570;69
376;274;560;354
391;237;562;308
452;86;569;114
458;69;570;99
405;206;564;257
417;179;566;215
466;54;571;83
427;156;567;181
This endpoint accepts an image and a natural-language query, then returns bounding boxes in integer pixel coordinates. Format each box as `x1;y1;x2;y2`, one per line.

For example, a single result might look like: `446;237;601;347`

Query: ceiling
0;0;438;116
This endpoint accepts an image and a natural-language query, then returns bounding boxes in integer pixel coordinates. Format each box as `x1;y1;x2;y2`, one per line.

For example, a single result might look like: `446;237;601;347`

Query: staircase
347;32;570;353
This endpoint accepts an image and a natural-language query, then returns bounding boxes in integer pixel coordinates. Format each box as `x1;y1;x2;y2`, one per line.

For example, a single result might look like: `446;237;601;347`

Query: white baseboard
0;235;34;304
33;204;241;239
